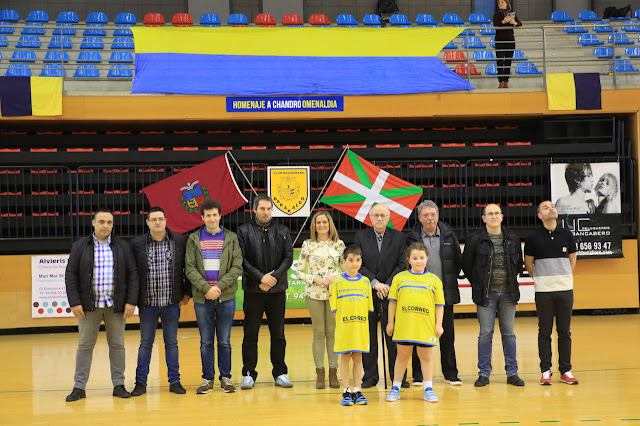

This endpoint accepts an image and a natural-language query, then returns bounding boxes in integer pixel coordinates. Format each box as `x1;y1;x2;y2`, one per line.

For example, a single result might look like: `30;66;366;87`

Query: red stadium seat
309;14;330;25
444;51;466;62
255;13;276;26
455;63;481;75
171;13;193;27
143;13;165;26
282;14;303;26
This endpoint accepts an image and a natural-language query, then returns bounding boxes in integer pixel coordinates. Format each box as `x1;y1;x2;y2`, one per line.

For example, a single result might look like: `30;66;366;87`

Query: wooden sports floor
1;314;638;425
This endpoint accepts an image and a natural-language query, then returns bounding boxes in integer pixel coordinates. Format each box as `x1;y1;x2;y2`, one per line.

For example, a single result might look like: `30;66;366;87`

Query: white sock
423;381;433;389
344;387;351;393
353;387;360;392
393;381;401;389
542;370;552;379
563;371;574;378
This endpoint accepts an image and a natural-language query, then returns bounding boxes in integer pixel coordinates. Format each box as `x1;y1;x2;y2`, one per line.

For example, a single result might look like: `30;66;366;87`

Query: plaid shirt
146;233;172;306
92;233;114;308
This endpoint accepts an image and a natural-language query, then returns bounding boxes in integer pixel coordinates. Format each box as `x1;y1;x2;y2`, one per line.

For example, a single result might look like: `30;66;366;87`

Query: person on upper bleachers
493;0;522;89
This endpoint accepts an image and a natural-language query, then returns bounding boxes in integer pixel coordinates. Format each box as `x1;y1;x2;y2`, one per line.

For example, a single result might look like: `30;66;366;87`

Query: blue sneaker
341;391;354;406
275;374;293;388
353;391;367;405
424;387;439;403
240;374;254;390
385;386;400;402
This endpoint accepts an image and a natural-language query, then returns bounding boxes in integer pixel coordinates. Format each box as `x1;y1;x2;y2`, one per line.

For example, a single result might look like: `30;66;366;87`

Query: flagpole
226;151;259;198
292;145;350;247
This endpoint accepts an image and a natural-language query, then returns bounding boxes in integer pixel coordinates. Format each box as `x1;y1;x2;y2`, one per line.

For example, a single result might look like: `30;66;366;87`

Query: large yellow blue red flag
130;27;474;96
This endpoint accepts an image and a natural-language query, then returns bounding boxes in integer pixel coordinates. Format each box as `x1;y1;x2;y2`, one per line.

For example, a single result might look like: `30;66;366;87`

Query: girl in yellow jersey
386;242;444;403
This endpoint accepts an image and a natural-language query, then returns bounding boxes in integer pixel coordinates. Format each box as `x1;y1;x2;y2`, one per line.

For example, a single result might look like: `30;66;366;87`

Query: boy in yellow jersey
386;242;444;403
330;245;373;406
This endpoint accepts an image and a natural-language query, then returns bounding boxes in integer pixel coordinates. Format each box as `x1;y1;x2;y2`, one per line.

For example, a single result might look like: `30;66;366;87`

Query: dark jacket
406;221;462;305
461;226;523;306
237;220;293;293
130;228;190;306
354;227;406;288
493;10;522;42
65;234;139;312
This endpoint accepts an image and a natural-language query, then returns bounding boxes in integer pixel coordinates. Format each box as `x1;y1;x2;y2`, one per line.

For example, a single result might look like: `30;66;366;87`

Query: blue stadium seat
490;36;495;48
0;35;7;47
44;51;69;63
73;64;99;78
578;10;599;21
6;64;31;76
426;24;442;28
622;20;640;32
578;34;604;45
111;37;134;49
609;33;634;44
22;23;46;35
227;13;248;26
551;11;572;22
636;10;640;19
52;23;76;36
442;13;464;25
462;36;486;48
40;64;65;77
26;10;49;22
0;21;14;34
443;41;457;49
485;62;498;75
84;24;107;36
515;62;542;74
592;21;613;32
473;50;496;61
86;12;108;24
389;14;410;25
77;51;102;63
56;11;79;23
113;26;134;36
626;47;640;57
564;21;587;33
468;12;490;24
109;51;134;63
80;37;104;49
593;47;619;58
0;9;19;22
611;59;639;72
512;50;528;61
336;14;357;26
460;28;475;36
114;13;137;25
415;14;436;25
363;14;382;26
48;36;72;49
10;50;37;62
107;64;132;78
200;13;221;26
479;23;495;35
16;36;41;48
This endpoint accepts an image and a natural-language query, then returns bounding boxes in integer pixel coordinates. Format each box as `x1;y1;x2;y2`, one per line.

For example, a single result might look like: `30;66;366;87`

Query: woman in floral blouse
297;211;345;389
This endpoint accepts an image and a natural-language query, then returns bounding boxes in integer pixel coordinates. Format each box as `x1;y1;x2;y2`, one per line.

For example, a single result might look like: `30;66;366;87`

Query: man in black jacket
462;203;525;387
355;203;407;388
129;207;191;396
406;200;462;386
237;195;294;389
65;207;138;402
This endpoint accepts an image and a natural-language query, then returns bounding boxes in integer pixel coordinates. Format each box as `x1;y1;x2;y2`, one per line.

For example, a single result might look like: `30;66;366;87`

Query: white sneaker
275;374;293;388
240;374;254;390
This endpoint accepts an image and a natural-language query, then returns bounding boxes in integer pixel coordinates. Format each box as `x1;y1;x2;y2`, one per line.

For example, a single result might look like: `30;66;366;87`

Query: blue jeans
477;292;518;377
194;298;236;381
135;303;181;385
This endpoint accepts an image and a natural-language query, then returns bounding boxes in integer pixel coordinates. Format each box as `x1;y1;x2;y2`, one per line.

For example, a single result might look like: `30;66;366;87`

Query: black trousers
535;290;574;374
495;40;515;82
411;304;458;380
242;291;287;380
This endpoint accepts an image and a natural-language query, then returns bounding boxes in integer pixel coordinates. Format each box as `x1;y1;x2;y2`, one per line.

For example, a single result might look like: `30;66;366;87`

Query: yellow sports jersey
329;273;373;353
388;269;445;346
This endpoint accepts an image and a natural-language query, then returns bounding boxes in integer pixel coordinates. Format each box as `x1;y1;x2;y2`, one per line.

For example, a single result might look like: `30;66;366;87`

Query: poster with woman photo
550;162;621;215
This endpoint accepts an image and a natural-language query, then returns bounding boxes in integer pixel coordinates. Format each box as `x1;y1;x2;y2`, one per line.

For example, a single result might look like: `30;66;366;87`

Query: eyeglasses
484;212;502;217
371;213;389;219
148;218;166;222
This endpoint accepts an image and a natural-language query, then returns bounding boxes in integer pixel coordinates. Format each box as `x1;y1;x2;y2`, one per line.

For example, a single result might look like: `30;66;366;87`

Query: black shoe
507;375;525;386
112;385;131;398
474;376;490;387
444;376;463;386
169;382;187;394
65;388;86;402
361;379;377;389
401;380;411;388
130;383;146;397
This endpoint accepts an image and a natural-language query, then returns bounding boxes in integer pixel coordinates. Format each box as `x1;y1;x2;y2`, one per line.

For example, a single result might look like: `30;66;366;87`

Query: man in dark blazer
354;203;408;388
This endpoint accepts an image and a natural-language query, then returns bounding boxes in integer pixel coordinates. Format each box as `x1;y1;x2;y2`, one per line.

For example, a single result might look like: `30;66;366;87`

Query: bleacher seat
80;37;104;49
86;12;108;24
443;41;458;49
551;11;572;22
443;51;466;62
455;63;481;75
416;14;436;25
427;24;442;28
593;21;614;32
5;64;31;76
111;37;134;49
52;24;76;36
172;13;193;26
48;36;72;49
0;10;19;22
113;26;134;36
109;51;134;63
626;47;640;57
485;62;498;75
635;10;640;19
309;14;330;26
611;59;639;72
579;10;599;21
363;14;382;27
473;50;496;61
44;51;69;63
564;21;587;33
512;50;528;61
143;13;165;26
21;23;45;35
462;36;486;48
443;13;464;25
336;14;358;27
73;64;99;78
479;23;495;35
490;36;495;48
593;47;619;58
254;13;275;26
468;12;490;24
107;64;132;78
610;33;634;44
227;13;248;26
0;35;7;47
578;34;604;45
460;28;475;36
389;14;410;25
16;36;41;48
515;62;542;74
282;14;303;26
200;13;221;26
56;11;79;23
40;64;65;77
622;20;640;32
84;25;106;36
77;51;102;63
0;21;14;34
114;13;136;25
